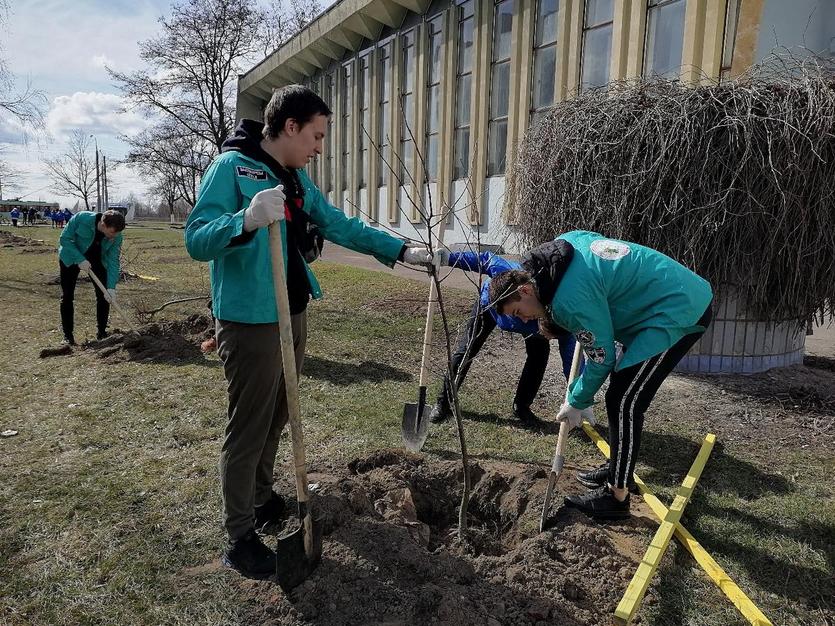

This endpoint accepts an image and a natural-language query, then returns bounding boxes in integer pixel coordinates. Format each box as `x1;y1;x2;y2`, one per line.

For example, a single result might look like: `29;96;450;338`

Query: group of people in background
7;206;72;227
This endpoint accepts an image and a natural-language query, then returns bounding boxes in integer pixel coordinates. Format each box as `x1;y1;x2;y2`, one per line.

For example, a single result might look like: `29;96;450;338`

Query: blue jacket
10;208;20;219
538;231;712;409
448;251;539;335
58;212;123;289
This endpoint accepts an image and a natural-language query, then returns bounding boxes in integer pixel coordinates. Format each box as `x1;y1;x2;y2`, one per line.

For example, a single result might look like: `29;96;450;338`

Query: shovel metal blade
275;513;323;591
539;471;558;532
402;386;430;452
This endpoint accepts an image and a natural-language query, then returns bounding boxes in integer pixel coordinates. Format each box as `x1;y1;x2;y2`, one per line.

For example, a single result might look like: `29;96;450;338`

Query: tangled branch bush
507;53;835;323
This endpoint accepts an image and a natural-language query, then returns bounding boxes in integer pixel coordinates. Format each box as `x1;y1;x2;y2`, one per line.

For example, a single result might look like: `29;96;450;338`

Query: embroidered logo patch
584;346;607;364
575;330;595;346
590;239;631;261
236;166;268;181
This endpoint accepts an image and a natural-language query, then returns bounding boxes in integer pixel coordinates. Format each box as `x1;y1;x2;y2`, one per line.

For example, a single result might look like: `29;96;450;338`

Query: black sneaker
429;401;451;424
254;492;287;531
576;462;638;493
222;530;276;580
63;335;77;346
564;485;630;520
512;403;541;425
96;330;108;341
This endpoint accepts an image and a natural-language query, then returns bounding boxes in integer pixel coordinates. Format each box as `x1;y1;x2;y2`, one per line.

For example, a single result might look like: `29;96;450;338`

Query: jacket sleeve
104;234;123;289
565;305;617;410
303;175;404;266
184;158;251;262
59;215;86;266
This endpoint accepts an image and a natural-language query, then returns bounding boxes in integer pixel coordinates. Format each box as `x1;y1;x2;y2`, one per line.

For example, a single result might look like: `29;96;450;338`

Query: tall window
323;72;334;193
580;0;613;91
644;0;686;79
340;63;352;191
400;30;416;184
378;42;392;187
720;0;742;80
487;0;515;177
453;0;475;180
357;53;371;189
424;16;443;182
530;0;559;126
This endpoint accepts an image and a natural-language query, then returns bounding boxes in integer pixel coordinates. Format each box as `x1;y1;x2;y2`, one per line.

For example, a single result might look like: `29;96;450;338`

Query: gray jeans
216;312;307;540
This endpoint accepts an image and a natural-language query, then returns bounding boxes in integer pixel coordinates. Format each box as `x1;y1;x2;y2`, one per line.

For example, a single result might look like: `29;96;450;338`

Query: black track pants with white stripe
605;306;713;489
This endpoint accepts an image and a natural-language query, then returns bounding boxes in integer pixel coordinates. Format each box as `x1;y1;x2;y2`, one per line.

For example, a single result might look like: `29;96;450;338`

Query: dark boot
429;399;451;423
576;462;638;493
221;530;276;580
254;492;287;532
512;402;541;425
564;485;630;520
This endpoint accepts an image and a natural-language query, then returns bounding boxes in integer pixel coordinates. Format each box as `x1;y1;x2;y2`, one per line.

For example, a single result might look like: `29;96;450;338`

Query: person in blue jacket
431;250;579;425
185;85;432;580
489;231;713;520
9;207;20;227
58;210;126;345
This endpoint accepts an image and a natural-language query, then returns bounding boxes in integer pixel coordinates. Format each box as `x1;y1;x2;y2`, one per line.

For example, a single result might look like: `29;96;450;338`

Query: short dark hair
488;269;535;313
102;210;126;232
263;84;332;139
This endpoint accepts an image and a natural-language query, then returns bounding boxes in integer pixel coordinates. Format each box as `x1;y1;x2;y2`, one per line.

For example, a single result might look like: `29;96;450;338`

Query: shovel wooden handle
268;222;315;558
85;268;136;332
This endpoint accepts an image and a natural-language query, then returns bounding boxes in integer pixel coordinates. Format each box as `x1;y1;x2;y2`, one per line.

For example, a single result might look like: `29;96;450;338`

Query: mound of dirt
85;313;214;363
1;230;48;250
238;450;656;626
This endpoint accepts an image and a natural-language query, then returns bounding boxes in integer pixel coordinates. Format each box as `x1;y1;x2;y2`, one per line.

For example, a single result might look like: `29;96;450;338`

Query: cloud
0;116;29;145
91;54;114;70
46;91;148;140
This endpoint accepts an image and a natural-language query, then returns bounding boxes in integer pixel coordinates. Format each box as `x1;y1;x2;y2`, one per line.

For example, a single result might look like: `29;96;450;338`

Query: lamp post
90;135;101;212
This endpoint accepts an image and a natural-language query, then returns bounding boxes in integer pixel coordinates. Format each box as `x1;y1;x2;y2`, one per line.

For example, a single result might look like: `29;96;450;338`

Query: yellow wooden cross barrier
581;422;773;626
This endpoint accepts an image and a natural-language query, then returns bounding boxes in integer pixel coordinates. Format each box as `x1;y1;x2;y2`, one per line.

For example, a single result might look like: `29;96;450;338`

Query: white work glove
433;248;450;267
78;260;91;272
106;289;117;304
243;184;285;232
556;402;596;429
402;245;433;267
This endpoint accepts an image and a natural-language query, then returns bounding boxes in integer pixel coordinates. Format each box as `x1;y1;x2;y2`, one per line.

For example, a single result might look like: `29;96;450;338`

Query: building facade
237;0;835;252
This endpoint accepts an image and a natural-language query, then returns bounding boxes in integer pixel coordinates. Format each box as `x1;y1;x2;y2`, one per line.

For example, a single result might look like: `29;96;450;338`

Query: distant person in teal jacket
185;84;432;580
489;231;713;520
57;210;125;345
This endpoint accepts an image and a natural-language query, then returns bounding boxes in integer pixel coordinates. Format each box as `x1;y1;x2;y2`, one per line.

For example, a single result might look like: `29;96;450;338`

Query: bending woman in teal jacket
489;231;712;520
185;85;431;580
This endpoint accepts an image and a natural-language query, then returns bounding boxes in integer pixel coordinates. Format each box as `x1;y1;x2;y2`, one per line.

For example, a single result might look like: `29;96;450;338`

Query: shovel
85;268;138;333
401;271;438;452
268;220;323;591
540;341;584;532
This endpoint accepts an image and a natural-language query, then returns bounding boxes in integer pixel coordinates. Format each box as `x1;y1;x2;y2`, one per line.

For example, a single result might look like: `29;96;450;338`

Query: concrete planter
675;289;805;374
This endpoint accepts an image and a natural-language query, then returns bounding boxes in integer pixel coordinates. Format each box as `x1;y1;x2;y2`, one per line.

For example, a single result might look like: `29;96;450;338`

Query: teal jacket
185;150;405;324
58;211;123;289
543;231;712;409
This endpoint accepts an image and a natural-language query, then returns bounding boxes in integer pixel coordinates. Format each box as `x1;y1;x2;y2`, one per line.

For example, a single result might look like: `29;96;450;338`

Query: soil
0;230;49;252
232;450;659;626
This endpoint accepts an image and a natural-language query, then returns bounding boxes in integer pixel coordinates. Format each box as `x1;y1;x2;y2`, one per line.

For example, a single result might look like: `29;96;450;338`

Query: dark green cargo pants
216;312;307;540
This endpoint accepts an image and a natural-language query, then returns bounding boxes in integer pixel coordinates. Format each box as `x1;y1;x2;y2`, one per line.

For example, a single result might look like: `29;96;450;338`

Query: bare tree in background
43;130;97;210
0;149;23;199
0;0;46;134
261;0;323;55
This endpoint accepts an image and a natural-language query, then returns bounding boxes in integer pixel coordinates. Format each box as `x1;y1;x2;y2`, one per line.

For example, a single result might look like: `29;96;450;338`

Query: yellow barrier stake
614;432;715;624
582;423;773;626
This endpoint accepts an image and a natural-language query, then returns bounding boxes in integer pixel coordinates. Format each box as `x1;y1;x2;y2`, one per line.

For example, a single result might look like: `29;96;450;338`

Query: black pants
437;301;552;410
605;306;713;488
59;260;110;339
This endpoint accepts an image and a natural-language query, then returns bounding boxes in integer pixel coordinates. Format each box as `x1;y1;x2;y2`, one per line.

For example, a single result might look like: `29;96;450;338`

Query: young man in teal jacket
57;209;125;344
489;231;712;519
185;85;431;579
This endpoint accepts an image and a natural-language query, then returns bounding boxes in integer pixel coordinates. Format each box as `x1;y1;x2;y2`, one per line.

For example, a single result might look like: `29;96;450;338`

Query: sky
0;0;336;208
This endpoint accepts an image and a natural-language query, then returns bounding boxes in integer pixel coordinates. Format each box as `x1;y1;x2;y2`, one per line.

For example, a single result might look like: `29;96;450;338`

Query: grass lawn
0;223;833;626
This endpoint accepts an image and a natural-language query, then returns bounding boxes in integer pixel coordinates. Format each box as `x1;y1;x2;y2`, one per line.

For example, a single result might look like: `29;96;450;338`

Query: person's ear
519;283;533;297
284;118;297;136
